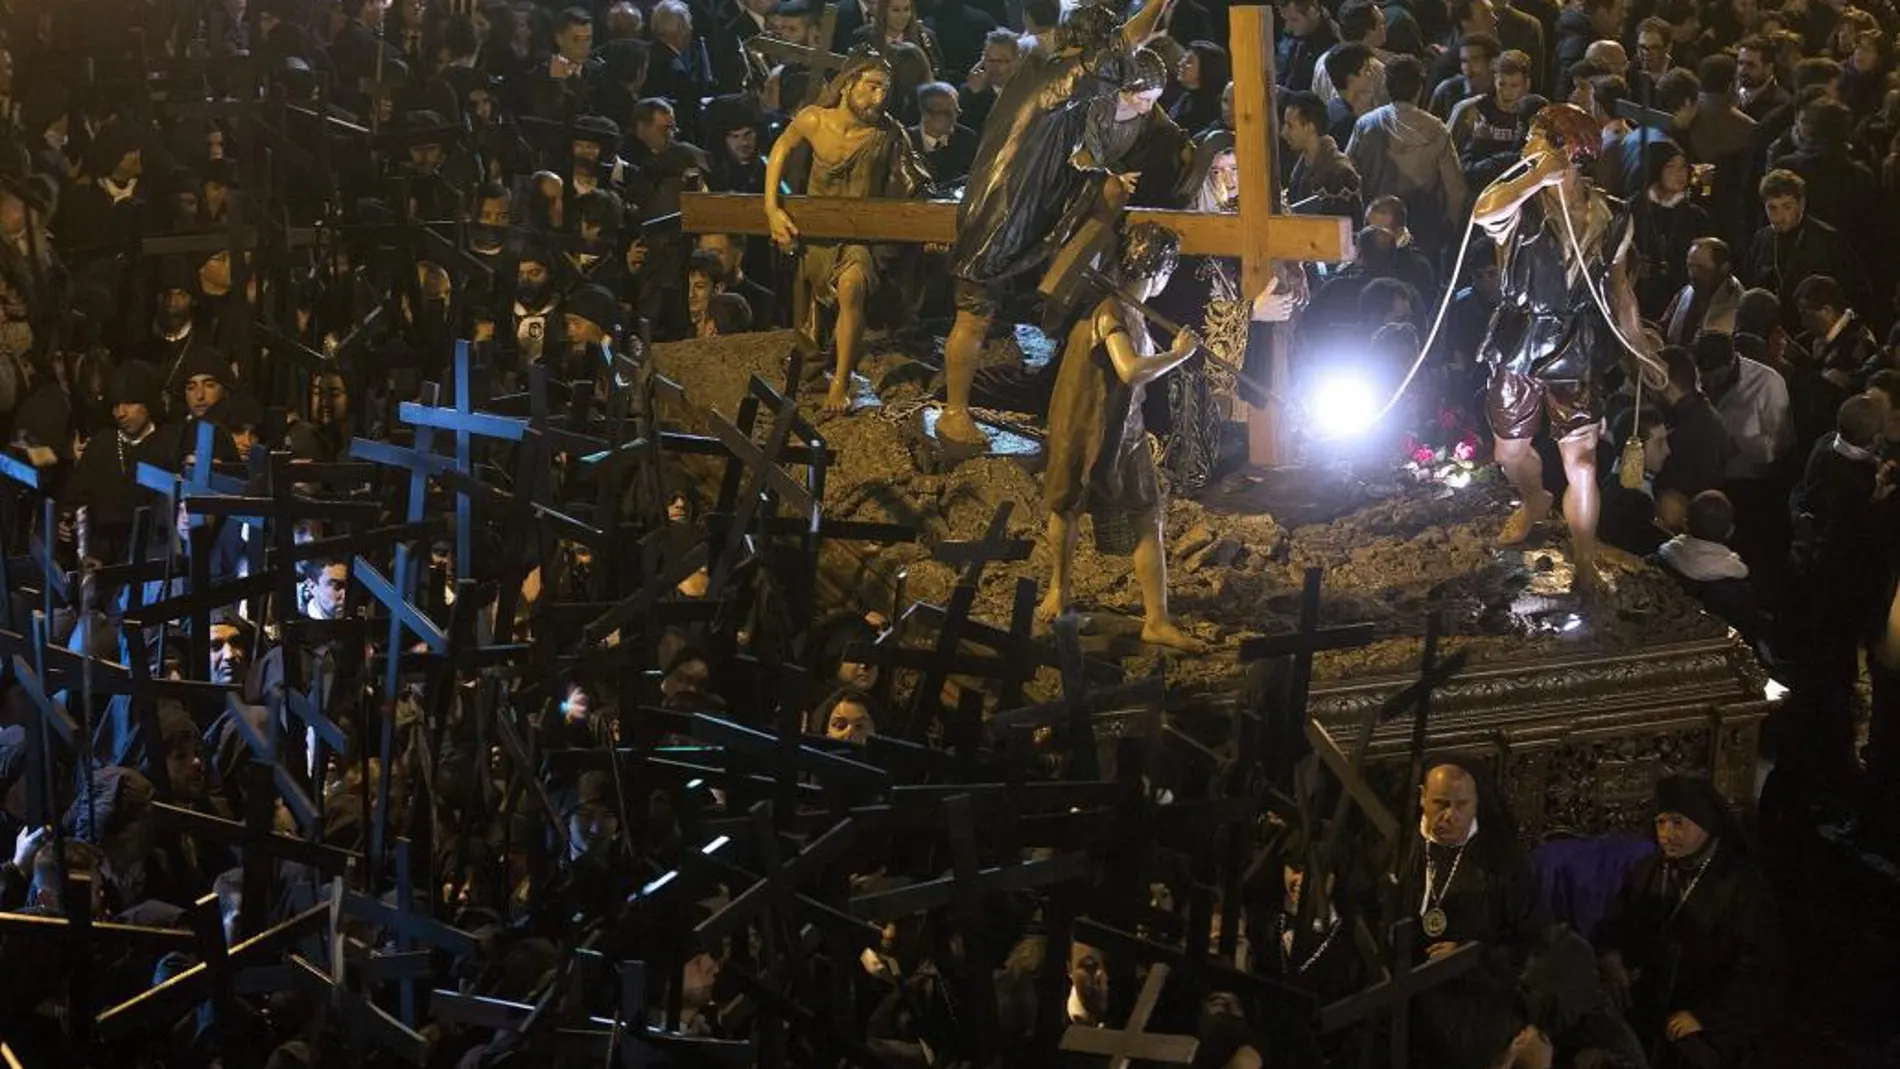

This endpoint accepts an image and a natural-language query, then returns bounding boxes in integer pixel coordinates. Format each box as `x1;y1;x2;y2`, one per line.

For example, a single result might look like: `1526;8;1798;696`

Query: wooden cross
1304;610;1466;929
681;8;1352;464
846;502;1034;740
96;901;335;1038
428;961;756;1066
1318;917;1482;1067
744;2;846;105
337;839;481;1025
1060;963;1200;1068
0;872;199;1048
1070;916;1316;1036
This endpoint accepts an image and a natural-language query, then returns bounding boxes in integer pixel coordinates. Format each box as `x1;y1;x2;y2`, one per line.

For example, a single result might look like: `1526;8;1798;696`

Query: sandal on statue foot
1497;495;1553;546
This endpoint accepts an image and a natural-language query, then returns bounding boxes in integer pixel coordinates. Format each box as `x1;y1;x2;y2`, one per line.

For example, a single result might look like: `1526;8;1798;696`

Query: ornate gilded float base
1300;633;1771;839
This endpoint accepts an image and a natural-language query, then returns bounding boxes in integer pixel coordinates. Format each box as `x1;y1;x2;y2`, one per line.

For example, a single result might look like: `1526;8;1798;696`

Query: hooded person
54;117;144;254
149;255;213;404
1344;55;1468;255
1399;754;1550;983
172;344;237;437
64;361;177;565
512;238;560;367
1596;776;1784;1069
561;283;620;378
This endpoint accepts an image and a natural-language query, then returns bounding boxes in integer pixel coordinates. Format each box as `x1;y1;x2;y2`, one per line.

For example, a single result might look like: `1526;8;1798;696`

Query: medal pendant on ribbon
1421;907;1447;938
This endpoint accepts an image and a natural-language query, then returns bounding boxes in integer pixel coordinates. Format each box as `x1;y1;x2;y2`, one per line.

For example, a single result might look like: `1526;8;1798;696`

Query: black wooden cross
96;901;334;1038
1317;917;1482;1067
1303;610;1466;931
0;872;199;1048
392;340;528;579
1060;963;1200;1068
846;503;1035;741
1070;915;1317;1041
338;839;481;1025
692;802;872;953
428;960;757;1066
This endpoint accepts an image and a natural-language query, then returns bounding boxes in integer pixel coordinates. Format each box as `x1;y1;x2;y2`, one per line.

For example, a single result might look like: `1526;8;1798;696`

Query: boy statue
1039;222;1204;652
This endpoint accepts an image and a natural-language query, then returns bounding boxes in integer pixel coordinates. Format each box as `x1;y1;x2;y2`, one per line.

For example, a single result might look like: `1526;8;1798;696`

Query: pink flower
1452;439;1477;462
1400;432;1419;456
1412;446;1438;465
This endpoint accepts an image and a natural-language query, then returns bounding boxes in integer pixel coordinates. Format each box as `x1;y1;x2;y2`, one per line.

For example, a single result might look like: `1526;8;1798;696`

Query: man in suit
958;29;1021;134
1771;100;1883;282
908;82;978;186
646;0;714;139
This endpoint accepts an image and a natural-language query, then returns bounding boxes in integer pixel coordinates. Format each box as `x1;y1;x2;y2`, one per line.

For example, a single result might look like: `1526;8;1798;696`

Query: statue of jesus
765;50;930;412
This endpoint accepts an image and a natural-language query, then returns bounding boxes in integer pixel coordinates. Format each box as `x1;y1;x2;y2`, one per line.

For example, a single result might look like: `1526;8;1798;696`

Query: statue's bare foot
1141;619;1207;654
1035;594;1065;626
1572;559;1608;600
824;380;854;413
1497;492;1553;547
935;406;988;446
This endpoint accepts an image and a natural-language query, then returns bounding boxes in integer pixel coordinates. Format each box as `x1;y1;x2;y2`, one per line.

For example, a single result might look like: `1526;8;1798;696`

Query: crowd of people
0;0;1889;1064
1266;0;1900;799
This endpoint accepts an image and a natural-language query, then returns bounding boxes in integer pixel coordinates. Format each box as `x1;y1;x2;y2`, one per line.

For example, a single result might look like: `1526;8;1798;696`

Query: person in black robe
1399;757;1550;986
63;362;178;567
1596;776;1784;1069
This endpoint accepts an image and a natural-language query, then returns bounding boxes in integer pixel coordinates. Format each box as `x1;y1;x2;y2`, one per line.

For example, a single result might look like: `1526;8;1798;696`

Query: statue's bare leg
1037;510;1078;625
1134;511;1205;653
1557;428;1602;593
827;262;868;413
1494;436;1553;546
937;308;991;444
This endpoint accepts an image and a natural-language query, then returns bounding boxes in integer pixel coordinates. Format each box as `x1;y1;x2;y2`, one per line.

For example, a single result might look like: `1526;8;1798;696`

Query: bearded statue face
844;68;891;122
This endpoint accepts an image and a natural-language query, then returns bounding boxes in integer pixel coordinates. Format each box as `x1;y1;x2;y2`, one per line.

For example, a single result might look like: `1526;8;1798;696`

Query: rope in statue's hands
1302;154;1508;442
1305;152;1667;445
1549;181;1671;394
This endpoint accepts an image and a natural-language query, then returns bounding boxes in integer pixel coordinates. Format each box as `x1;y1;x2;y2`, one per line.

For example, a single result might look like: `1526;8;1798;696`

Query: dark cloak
949;41;1119;287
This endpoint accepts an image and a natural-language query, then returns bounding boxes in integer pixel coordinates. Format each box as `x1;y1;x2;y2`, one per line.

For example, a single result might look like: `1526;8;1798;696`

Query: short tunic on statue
1480;191;1632;438
800;116;921;308
1043;311;1161;525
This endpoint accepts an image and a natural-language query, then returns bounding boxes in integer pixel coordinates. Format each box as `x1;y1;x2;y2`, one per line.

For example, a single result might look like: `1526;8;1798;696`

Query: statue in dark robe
934;0;1175;446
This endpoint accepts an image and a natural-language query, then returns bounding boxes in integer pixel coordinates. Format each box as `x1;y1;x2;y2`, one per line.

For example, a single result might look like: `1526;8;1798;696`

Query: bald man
1406;762;1550;978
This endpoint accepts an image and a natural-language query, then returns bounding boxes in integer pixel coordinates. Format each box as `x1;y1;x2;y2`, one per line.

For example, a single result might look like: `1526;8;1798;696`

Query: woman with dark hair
852;0;943;74
1596;776;1783;1069
1168;40;1231;135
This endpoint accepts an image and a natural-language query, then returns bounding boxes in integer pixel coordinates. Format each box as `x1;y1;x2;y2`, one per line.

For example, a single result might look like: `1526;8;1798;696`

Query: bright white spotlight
1309;372;1379;436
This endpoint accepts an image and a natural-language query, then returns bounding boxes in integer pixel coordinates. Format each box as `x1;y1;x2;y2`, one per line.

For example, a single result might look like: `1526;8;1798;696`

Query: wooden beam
1231;4;1290;467
680;193;1352;262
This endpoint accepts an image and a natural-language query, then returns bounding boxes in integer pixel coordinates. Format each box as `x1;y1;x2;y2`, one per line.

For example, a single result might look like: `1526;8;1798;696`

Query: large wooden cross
680;6;1353;465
